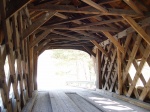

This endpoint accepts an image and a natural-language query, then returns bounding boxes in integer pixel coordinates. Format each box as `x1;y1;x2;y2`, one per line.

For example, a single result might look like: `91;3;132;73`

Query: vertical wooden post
95;48;102;89
33;47;38;90
117;47;122;94
28;35;34;97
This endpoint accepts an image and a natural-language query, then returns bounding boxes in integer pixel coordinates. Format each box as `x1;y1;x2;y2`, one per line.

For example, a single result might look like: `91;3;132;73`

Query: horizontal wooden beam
70;18;124;29
123;16;150;45
52;30;78;41
49;40;90;45
29;4;98;13
47;14;100;26
71;26;120;32
22;11;56;40
29;4;138;16
72;30;99;40
48;46;88;53
50;25;120;32
48;35;92;40
102;31;125;54
49;44;92;47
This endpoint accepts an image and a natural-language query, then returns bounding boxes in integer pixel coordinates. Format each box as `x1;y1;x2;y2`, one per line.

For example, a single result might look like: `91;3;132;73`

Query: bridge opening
37;49;96;91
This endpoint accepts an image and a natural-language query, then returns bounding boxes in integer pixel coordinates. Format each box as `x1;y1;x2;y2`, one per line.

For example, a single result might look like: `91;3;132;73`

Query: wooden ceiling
25;0;150;55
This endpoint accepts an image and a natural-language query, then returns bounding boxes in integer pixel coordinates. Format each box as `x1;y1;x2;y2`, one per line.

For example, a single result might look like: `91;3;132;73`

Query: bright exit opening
37;49;96;90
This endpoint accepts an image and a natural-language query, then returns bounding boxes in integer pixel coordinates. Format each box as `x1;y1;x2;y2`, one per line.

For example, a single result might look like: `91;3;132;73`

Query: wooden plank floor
31;87;150;112
32;92;52;112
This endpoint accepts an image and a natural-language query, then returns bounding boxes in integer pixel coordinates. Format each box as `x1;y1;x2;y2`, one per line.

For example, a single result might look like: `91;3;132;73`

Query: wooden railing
66;81;95;89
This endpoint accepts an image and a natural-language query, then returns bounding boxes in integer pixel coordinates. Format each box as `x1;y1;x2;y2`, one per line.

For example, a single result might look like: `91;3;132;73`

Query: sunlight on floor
88;97;134;111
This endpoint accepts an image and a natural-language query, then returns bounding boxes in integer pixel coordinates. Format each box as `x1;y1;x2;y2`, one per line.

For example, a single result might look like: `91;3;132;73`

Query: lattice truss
100;32;150;102
0;1;33;111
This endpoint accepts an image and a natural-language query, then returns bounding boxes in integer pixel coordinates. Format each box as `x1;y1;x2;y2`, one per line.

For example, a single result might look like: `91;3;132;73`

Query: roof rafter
102;31;124;54
81;0;108;12
22;11;56;40
123;0;143;15
5;0;30;18
30;29;53;48
91;40;109;57
29;4;139;16
123;16;150;45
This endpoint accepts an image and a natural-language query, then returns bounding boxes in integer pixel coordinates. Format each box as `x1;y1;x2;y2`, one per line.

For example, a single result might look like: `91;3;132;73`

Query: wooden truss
0;0;150;111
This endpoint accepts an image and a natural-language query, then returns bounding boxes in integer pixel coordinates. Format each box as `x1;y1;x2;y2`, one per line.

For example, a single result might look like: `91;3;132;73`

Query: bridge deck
31;87;149;112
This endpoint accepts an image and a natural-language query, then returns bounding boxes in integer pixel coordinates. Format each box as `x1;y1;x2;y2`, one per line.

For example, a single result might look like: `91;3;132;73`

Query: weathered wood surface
32;92;52;112
31;88;150;112
22;91;38;112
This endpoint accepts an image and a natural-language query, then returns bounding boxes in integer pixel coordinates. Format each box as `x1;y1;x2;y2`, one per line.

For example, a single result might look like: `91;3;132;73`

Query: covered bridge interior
0;0;150;111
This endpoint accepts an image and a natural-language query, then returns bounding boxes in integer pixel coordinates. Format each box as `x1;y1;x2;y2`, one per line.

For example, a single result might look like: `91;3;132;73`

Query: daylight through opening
37;49;96;91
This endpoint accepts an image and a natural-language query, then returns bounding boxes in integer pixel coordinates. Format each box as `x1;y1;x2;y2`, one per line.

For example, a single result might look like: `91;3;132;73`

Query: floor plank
31;87;150;112
32;92;52;112
66;93;102;112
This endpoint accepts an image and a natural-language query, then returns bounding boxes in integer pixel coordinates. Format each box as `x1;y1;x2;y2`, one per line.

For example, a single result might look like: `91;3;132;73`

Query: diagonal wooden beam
126;45;150;97
54;12;68;19
100;17;150;46
30;11;45;20
54;12;82;25
123;0;143;15
81;0;108;12
81;0;140;17
122;35;142;85
38;44;50;55
83;46;96;57
47;34;92;40
29;29;53;48
36;39;51;53
6;0;30;18
72;30;99;40
123;16;150;45
91;40;109;57
22;11;56;40
139;78;150;101
102;31;125;54
72;27;120;32
80;0;121;9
